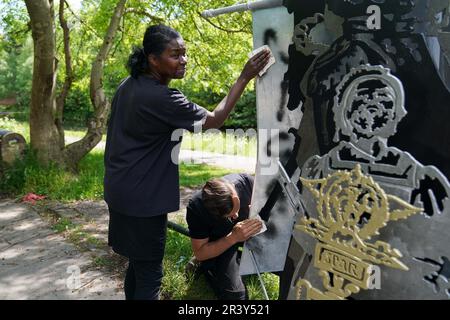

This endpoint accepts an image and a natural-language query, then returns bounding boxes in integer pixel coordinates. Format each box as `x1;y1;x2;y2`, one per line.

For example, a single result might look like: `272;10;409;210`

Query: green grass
0;116;98;144
52;217;76;233
162;228;279;300
92;256;117;269
20;150;106;201
179;163;241;187
245;273;280;300
162;229;210;299
1;148;240;200
182;131;257;157
0;116;103;145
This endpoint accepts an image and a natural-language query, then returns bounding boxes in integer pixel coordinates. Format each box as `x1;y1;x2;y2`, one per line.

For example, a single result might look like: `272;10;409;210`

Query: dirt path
0;199;123;299
0;187;197;299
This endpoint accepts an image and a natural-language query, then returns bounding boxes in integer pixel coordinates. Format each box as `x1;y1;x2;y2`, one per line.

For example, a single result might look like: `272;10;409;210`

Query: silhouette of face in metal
333;65;406;143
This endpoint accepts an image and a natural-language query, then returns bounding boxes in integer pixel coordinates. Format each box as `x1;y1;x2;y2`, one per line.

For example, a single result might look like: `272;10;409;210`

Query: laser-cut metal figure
301;65;450;217
285;65;450;299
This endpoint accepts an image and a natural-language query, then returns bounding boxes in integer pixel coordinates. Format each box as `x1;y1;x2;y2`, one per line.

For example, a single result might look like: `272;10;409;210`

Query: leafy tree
0;37;33;105
24;0;127;169
0;0;32;104
1;0;255;169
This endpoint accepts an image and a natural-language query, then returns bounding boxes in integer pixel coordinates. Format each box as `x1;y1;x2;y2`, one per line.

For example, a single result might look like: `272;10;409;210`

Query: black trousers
108;208;167;300
200;244;247;300
124;259;164;300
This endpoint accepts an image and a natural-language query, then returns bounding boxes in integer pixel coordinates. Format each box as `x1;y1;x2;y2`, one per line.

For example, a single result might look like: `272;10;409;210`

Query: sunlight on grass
0;116;29;141
179;163;241;187
161;229;216;299
246;273;280;300
0;118;257;157
0;117;107;144
182;131;257;157
65;128;107;142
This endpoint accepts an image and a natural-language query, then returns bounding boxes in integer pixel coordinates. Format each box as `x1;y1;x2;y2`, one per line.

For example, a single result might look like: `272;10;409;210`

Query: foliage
168;0;253;94
0;38;33;108
63;85;93;125
0;1;32;106
0;0;256;128
0;149;105;200
167;0;256;128
0;1;273;299
0;0;29;59
224;90;257;129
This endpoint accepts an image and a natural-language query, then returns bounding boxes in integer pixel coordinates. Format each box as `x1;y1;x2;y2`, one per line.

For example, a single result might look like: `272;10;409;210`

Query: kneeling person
186;173;262;300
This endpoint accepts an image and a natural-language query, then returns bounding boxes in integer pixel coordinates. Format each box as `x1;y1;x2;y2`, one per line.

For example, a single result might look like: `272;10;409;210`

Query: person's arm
203;50;271;129
191;219;262;261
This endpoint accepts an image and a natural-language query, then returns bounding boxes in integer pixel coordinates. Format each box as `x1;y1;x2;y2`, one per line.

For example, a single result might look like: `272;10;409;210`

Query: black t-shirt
186;173;254;241
104;75;207;217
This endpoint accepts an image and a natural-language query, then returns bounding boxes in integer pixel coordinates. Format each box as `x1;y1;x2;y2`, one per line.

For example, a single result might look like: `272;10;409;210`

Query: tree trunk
25;0;64;165
55;0;74;150
65;0;128;168
26;0;128;170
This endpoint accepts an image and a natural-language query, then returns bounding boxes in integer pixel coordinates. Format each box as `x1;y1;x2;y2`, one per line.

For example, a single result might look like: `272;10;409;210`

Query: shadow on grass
183;274;216;300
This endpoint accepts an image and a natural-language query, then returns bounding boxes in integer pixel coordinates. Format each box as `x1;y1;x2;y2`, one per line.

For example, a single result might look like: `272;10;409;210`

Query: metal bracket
249;249;269;300
277;160;302;216
201;0;283;18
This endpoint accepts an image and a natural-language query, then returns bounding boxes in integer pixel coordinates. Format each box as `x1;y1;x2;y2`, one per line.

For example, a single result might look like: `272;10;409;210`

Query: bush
180;87;257;129
63;87;93;125
223;90;256;129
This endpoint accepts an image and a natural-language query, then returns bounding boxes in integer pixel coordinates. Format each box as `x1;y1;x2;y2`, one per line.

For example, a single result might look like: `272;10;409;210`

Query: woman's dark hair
202;179;235;219
127;24;181;78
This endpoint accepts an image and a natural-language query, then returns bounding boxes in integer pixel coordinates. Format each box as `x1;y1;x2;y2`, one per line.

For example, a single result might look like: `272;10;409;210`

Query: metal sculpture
287;65;450;299
202;0;450;299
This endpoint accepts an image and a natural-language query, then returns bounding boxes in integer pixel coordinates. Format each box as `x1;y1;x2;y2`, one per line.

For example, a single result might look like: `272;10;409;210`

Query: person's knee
215;275;247;300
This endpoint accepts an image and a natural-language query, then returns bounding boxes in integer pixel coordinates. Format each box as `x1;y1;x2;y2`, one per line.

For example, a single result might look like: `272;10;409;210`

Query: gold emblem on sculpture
295;165;422;300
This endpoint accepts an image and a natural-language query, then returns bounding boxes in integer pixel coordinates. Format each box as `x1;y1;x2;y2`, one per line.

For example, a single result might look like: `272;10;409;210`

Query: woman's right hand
240;49;272;81
203;49;272;130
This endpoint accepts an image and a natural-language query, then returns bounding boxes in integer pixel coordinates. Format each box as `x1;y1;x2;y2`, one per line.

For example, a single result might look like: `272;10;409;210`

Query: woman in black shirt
104;24;270;300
